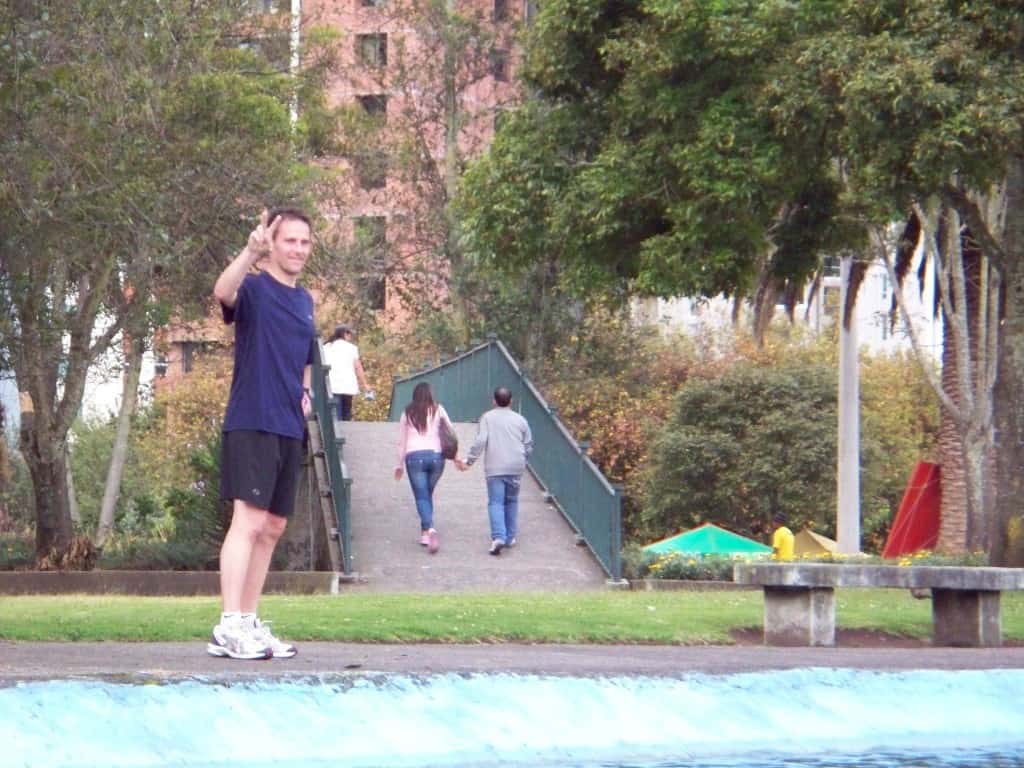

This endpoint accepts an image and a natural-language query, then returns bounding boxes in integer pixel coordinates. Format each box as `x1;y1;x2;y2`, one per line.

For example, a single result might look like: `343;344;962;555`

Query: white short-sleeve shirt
323;339;360;395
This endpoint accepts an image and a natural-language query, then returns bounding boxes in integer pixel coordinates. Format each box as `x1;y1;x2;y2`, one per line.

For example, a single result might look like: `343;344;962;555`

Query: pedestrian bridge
331;421;607;592
278;339;618;592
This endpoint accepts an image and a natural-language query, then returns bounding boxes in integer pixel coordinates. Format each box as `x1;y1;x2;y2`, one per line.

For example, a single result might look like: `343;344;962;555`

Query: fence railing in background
311;341;353;574
389;337;622;580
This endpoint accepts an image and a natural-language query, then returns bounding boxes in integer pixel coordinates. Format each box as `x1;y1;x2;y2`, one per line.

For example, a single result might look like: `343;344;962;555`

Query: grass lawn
2;589;1022;644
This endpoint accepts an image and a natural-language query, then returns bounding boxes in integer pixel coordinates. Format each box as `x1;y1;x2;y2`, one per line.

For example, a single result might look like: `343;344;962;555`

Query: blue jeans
486;475;521;544
405;450;445;530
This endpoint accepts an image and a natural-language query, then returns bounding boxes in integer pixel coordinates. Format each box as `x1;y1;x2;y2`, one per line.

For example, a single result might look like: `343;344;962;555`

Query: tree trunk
19;408;73;560
66;446;80;524
95;334;144;548
993;154;1024;566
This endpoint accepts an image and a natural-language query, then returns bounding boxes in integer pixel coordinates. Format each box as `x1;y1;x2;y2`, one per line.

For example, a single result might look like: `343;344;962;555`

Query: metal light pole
837;253;861;554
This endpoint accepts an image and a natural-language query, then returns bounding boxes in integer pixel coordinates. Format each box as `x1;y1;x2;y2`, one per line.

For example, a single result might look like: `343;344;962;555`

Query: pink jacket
396;404;451;468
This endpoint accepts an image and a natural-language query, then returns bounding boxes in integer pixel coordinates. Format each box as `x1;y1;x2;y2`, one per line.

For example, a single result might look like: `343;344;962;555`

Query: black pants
335;394;354;421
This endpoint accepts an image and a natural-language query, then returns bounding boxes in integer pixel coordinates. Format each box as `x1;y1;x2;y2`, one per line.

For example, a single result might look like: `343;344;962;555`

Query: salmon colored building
307;0;526;323
156;0;531;389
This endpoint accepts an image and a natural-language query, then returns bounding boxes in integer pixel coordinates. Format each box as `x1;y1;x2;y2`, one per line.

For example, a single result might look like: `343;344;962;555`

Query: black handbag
439;418;458;460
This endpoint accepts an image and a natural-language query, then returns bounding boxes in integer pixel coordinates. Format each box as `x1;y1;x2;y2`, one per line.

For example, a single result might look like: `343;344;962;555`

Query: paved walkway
340;421;608;592
3;642;1023;683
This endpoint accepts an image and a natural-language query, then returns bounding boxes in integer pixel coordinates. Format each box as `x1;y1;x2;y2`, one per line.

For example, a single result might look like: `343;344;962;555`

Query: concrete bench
733;562;1024;647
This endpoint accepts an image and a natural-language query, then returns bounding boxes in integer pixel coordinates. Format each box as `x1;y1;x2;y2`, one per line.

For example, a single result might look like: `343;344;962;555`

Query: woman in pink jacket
394;382;453;554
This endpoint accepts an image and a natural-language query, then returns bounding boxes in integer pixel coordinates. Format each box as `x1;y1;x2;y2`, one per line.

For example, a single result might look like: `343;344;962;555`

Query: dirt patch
730;627;927;647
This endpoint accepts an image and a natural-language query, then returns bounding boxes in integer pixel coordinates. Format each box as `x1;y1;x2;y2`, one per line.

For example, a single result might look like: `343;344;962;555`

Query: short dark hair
772;512;788;525
267;206;312;239
494;386;512;407
330;324;354;342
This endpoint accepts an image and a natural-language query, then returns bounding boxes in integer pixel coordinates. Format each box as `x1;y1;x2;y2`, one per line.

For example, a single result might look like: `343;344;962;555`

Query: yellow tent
794;529;837;556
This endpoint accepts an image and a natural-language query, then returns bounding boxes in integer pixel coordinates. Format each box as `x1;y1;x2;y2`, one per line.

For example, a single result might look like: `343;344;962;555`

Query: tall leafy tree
460;0;1024;563
0;0;335;562
459;1;853;305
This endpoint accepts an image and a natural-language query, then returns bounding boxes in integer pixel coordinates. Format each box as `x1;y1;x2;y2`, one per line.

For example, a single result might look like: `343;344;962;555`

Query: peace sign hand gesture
246;209;280;263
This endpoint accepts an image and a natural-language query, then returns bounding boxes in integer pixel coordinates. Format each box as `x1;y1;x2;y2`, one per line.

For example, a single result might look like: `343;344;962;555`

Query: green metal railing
389;337;623;579
311;341;353;574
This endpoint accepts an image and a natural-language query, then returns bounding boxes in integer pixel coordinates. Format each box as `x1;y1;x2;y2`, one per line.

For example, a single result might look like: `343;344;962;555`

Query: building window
354;216;387;252
490;48;510;82
180;342;198;374
357;34;388;68
494;0;507;22
354;216;387;311
357;94;388;121
244;0;277;12
353;152;387;190
361;275;387;311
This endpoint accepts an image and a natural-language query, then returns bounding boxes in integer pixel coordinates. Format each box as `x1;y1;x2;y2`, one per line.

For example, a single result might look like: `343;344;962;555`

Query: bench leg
931;589;1002;647
763;586;835;646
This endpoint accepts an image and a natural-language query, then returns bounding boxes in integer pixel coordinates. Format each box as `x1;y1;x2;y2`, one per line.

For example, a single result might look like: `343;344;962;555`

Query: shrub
0;531;34;570
629;550;757;581
535;311;694;538
0;451;34;532
641;363;838;543
96;433;228;571
542;322;939;554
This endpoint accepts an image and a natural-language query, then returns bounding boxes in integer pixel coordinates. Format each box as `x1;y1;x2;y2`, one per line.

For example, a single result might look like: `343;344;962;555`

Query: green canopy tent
643;523;772;556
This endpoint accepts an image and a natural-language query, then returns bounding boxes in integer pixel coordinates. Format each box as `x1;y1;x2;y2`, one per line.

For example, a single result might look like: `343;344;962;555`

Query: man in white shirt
323;324;371;421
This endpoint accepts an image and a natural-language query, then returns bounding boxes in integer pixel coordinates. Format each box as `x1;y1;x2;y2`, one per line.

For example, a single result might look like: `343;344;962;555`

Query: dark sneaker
489;539;504;556
251;618;297;659
206;622;272;660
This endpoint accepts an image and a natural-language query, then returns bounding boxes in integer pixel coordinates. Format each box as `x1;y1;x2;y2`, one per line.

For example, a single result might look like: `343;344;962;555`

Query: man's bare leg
219;500;270;613
240;512;287;614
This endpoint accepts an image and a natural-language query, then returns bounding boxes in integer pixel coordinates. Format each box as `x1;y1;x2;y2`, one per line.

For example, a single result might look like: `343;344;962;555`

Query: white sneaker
507;538;517;548
250;618;297;659
206;621;272;660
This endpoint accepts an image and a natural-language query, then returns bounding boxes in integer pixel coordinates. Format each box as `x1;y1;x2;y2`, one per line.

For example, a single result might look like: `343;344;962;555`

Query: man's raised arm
214;210;279;308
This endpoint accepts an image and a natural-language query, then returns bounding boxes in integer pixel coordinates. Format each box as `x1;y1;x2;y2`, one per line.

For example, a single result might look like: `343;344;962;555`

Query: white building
633;252;941;358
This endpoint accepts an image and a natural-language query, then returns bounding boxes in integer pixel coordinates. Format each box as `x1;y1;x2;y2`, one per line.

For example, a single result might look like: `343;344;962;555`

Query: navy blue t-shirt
221;270;316;440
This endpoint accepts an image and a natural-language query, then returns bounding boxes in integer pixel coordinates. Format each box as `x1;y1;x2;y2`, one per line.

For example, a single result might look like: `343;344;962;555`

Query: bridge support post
763;586;835;646
932;589;1002;647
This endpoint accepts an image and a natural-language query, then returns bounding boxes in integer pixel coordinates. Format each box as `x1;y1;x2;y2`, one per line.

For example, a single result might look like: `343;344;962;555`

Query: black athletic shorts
220;430;304;518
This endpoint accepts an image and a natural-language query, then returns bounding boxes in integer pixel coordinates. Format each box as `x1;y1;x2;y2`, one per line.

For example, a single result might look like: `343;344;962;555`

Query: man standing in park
208;208;316;660
457;386;533;555
771;512;795;561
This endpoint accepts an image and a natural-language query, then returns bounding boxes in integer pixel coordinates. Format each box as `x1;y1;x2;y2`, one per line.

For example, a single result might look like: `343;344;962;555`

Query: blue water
3;669;1023;768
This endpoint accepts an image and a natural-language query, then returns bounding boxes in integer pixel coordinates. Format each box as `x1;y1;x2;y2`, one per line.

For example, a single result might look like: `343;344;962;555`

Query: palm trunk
936;244;982;553
936;342;966;552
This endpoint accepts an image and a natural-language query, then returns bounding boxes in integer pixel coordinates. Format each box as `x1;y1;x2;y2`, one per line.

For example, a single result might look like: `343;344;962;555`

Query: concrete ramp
337;421;608;592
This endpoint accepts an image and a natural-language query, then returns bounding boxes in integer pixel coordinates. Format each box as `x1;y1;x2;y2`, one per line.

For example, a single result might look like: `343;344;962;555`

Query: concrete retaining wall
0;571;340;596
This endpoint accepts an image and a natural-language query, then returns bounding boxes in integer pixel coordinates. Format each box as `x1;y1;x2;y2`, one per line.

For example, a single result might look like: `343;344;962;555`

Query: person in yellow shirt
771;512;795;560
